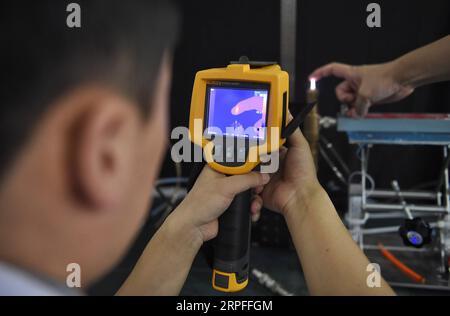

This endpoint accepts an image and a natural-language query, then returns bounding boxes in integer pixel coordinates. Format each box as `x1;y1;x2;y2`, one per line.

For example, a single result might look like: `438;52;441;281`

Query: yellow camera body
188;59;290;293
189;62;289;175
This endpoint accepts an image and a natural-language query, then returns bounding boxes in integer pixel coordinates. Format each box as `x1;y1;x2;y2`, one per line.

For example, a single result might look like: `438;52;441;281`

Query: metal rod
391;180;413;219
362;244;431;253
367;211;439;219
361;226;400;235
280;0;297;102
362;222;438;235
368;190;439;200
442;145;450;279
437;192;442;206
361;146;367;210
444;145;450;213
364;203;448;213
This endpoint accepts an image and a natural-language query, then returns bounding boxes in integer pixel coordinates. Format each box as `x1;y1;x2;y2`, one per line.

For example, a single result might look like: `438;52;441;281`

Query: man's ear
70;89;140;210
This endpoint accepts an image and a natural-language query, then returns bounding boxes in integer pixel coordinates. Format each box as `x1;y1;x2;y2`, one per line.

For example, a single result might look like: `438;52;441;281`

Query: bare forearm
391;35;450;88
285;187;395;296
116;210;202;296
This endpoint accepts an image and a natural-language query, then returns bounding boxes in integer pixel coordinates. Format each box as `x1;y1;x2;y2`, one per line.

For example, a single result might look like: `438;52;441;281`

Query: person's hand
258;127;322;217
172;166;270;243
309;62;414;116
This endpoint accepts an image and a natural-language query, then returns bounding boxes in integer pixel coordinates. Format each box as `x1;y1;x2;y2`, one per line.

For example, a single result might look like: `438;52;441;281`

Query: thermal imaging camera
189;57;289;176
188;57;316;292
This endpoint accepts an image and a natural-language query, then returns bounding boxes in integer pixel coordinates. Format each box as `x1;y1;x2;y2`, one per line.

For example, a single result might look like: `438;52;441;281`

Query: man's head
0;1;178;286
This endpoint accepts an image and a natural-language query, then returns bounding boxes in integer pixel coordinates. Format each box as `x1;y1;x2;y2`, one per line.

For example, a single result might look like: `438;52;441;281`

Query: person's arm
285;186;393;295
260;127;395;295
309;35;450;116
393;35;450;88
116;167;269;296
115;209;203;296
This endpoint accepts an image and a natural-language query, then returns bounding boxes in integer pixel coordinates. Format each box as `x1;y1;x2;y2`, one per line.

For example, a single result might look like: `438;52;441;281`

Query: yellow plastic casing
189;63;289;175
212;270;249;292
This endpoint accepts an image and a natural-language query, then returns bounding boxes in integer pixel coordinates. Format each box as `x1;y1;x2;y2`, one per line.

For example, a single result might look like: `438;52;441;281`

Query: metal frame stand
347;144;450;289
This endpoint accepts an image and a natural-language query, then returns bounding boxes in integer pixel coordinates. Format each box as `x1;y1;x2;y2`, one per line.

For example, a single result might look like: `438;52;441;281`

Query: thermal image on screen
206;87;268;140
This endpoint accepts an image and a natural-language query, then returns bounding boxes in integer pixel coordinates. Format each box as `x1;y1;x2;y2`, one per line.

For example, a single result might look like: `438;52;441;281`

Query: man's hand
309;62;414;116
255;125;395;295
117;166;268;296
258;127;321;217
174;166;270;243
309;36;450;116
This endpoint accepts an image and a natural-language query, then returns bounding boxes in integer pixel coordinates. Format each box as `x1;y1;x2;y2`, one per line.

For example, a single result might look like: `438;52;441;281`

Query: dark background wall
90;0;450;294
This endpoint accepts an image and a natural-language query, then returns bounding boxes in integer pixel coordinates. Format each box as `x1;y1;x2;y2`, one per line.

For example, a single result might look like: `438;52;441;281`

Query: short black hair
0;0;179;179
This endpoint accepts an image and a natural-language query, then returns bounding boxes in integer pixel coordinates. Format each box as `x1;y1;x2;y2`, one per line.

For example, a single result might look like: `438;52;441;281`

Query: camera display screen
205;84;269;140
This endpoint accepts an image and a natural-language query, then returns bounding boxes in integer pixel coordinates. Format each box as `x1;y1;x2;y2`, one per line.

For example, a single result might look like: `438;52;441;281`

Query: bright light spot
310;78;317;91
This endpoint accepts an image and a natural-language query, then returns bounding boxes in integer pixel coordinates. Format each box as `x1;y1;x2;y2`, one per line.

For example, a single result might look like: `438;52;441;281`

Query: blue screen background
206;87;267;139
